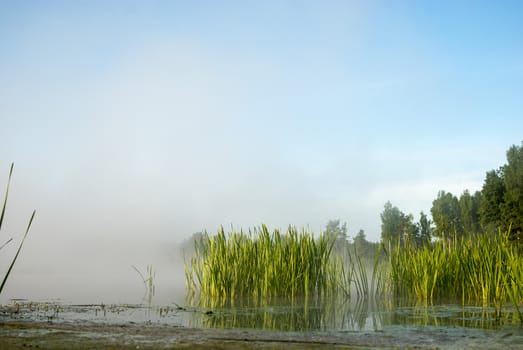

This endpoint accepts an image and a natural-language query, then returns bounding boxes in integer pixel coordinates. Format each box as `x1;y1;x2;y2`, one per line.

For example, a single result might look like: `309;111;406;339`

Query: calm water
2;297;522;330
2;297;523;349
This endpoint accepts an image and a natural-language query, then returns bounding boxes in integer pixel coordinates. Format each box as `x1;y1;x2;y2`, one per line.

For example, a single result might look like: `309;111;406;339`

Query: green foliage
502;142;523;236
187;226;334;305
404;213;420;243
387;230;523;319
459;190;481;234
380;202;426;246
380;201;405;245
183;223;523;322
430;190;482;238
432;142;523;240
431;191;462;238
185;225;375;307
479;169;505;232
418;211;432;245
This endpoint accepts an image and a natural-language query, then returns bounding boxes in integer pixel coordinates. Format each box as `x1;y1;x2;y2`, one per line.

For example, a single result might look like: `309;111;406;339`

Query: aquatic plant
386;230;523;318
132;265;156;306
185;224;522;321
185;225;374;306
0;163;36;295
351;243;369;298
502;233;523;322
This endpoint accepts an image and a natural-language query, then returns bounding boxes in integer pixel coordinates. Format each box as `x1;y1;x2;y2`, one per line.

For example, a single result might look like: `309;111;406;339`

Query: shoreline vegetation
185;142;523;320
387;229;523;318
184;225;522;322
185;225;361;307
2;142;522;323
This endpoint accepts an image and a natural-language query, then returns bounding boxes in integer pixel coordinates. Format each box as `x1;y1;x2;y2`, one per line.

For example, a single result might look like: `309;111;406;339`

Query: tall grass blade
185;225;360;306
0;163;14;232
0;238;13;251
0;209;36;294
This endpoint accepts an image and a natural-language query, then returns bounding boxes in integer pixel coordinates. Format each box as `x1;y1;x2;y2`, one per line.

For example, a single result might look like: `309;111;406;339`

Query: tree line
381;142;523;245
182;142;521;261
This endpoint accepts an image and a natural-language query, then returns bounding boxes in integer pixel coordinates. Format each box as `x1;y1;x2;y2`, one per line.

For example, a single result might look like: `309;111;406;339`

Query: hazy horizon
1;1;522;303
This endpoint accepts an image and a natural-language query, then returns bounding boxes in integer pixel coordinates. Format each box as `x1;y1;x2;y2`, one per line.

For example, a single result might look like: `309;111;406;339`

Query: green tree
381;201;403;245
501;142;523;238
431;191;462;238
479;169;505;232
459;190;481;234
380;201;416;246
472;191;482;231
418;211;432;244
403;213;420;244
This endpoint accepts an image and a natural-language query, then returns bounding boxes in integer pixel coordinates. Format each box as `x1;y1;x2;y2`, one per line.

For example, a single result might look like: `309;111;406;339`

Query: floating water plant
0;163;36;295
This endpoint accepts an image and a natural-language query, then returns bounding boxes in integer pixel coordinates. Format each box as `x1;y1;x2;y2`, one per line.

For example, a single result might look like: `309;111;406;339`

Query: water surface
1;298;522;349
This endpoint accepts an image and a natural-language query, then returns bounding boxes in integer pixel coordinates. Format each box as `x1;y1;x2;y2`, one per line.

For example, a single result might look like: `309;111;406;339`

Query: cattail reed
387;230;523;320
185;225;367;306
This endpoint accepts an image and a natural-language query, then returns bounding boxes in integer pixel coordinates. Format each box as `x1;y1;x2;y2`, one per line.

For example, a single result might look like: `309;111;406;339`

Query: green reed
504;243;523;321
132;265;156;307
387;230;523;320
185;225;372;306
0;163;36;295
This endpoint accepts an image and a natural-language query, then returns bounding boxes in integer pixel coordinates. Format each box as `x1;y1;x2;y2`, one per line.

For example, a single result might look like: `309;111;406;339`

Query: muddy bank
2;320;523;349
1;322;366;349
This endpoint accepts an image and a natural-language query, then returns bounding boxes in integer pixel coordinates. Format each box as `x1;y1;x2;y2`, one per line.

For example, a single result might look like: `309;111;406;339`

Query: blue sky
1;0;522;302
2;0;522;239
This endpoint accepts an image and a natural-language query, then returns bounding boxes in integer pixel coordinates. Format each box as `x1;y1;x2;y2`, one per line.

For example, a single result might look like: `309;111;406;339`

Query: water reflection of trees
187;296;385;332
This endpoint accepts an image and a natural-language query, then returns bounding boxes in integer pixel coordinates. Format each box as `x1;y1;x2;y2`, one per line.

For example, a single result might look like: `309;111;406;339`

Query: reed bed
387;230;523;320
184;224;522;322
185;225;369;306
